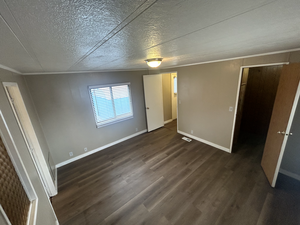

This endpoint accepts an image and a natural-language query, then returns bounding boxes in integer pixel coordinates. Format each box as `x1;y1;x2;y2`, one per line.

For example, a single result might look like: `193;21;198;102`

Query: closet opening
233;65;282;152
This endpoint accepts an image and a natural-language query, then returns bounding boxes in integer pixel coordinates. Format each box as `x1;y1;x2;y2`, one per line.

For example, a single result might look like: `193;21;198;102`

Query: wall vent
182;137;192;142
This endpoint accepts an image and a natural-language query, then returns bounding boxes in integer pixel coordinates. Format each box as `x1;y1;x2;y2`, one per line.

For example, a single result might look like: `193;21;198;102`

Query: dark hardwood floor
52;121;300;225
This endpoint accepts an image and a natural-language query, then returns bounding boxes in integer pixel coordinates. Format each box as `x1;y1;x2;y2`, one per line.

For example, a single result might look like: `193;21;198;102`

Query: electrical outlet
84;147;88;152
136;128;138;132
191;130;193;134
229;106;233;112
69;152;73;157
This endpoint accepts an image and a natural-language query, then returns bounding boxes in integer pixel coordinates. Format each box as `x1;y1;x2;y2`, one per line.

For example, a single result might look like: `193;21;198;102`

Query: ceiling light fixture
145;58;163;68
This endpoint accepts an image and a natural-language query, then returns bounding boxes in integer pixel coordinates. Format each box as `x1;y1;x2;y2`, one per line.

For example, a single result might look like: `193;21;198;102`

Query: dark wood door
261;63;300;186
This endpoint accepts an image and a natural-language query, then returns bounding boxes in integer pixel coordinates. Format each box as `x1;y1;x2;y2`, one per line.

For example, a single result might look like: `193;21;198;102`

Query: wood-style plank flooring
52;121;300;225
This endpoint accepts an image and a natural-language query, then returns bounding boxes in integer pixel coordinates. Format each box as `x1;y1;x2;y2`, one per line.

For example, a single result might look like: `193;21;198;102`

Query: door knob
277;131;285;135
146;107;149;109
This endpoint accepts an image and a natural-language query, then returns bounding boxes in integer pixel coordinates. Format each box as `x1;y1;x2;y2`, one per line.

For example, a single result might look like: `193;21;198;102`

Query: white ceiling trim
0;63;21;74
20;47;300;76
160;48;300;70
22;68;148;76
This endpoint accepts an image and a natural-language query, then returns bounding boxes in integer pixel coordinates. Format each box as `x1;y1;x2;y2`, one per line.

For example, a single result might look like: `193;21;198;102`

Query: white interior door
143;74;164;132
3;82;57;197
272;80;300;186
279;86;300;179
171;73;177;120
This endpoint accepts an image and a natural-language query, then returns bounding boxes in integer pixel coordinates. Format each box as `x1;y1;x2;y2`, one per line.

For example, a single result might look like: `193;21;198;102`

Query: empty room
1;0;300;225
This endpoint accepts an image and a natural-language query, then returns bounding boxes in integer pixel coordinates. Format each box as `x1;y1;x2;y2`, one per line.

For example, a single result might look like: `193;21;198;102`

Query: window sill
96;116;133;128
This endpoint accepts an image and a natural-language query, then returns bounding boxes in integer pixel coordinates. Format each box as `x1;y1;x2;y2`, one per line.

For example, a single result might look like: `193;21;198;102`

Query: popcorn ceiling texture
1;0;300;73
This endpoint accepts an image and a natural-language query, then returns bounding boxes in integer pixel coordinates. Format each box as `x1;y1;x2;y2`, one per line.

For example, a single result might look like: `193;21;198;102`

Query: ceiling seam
0;63;22;74
91;0;278;70
148;0;278;50
1;0;45;71
22;47;300;75
68;0;158;70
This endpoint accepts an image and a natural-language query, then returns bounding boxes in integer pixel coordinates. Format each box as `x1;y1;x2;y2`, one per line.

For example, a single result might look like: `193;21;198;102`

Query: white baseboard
177;130;230;153
279;168;300;182
56;129;147;168
164;119;173;124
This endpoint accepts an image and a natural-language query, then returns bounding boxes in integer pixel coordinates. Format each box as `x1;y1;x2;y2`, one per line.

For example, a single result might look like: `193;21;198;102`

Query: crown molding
1;47;300;76
0;64;22;74
161;47;300;70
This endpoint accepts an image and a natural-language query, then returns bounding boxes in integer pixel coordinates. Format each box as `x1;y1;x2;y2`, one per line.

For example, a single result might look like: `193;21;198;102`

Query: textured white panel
0;17;42;72
3;0;148;72
73;0;300;71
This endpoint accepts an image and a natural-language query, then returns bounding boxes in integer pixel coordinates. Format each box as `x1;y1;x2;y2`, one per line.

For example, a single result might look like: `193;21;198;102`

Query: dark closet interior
234;65;282;146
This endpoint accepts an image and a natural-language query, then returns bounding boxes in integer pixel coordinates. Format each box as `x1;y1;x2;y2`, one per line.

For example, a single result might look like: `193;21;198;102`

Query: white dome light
145;58;163;68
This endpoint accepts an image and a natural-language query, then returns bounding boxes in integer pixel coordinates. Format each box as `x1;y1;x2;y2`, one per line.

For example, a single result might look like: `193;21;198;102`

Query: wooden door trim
230;62;289;152
272;80;300;186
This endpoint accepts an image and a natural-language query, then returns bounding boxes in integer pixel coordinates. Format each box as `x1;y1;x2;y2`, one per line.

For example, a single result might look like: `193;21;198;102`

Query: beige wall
23;50;300;177
174;59;243;149
25;71;147;165
0;68;57;225
158;51;299;151
162;73;172;122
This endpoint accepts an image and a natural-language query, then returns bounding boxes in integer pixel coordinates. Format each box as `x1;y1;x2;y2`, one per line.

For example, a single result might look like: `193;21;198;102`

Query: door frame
230;62;290;152
163;71;179;132
2;82;57;197
0;110;38;225
170;73;178;121
272;80;300;186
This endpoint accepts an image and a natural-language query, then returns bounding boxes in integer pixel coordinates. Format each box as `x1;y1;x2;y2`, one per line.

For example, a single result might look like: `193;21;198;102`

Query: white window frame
88;83;134;128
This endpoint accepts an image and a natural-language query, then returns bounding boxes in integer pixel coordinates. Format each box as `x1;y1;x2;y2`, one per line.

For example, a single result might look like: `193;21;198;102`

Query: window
173;76;177;94
89;83;133;127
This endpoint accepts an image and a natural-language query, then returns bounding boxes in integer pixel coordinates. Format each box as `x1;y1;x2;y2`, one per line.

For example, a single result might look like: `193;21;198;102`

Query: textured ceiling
1;0;300;74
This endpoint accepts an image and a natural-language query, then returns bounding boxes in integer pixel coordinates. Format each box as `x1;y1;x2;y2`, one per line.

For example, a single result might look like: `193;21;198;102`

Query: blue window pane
112;85;132;116
114;97;131;115
91;87;114;122
174;77;177;94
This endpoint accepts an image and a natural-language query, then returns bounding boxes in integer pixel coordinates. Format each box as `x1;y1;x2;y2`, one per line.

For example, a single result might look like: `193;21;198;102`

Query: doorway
161;72;177;125
171;73;177;120
233;65;282;147
143;72;178;132
233;63;300;187
3;82;57;197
